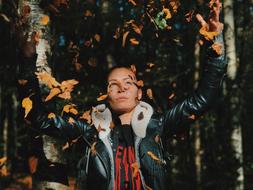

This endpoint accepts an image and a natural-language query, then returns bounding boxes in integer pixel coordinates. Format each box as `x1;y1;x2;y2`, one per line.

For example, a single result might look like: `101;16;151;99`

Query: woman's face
107;68;142;114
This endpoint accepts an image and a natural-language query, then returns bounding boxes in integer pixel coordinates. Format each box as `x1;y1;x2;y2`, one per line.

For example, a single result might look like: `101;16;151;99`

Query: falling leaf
147;151;161;162
132;23;143;35
62;104;78;115
188;114;196;120
130;64;136;74
60;80;79;92
162;7;172;20
28;156;38;174
84;10;93;17
40;15;50;25
131;162;139;177
91;142;97;156
199;26;218;41
94;34;101;42
80;110;92;124
97;94;108;101
18;79;28;85
0;157;7;166
58;91;71;100
185;10;195;22
145;185;153;190
113;27;121;39
22;97;33;118
169;0;180;13
45;87;61;102
0;13;10;22
48;112;56;119
0;165;8;176
147;89;153;99
211;42;223;56
62;142;70;150
128;0;137;6
136;80;144;87
130;38;139;45
147;63;155;68
122;31;130;47
168;93;175;100
199;40;204;46
68;117;75;125
35;71;60;88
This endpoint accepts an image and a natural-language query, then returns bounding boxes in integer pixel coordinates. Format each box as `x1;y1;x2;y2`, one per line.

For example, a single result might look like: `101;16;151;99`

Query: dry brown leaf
130;38;139;45
131;162;139;177
28;156;38;174
163;7;172;20
35;71;60;88
130;64;136;74
97;94;108;101
147;89;153;99
45;87;61;102
128;0;137;6
199;26;218;41
80;110;92;124
136;80;144;87
84;10;93;17
40;15;50;25
22;97;33;118
94;34;101;42
48;112;56;119
0;157;7;166
122;31;130;47
109;122;115;129
18;79;28;86
168;93;175;100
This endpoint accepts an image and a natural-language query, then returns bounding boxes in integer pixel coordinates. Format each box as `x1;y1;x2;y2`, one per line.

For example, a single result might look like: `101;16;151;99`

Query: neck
119;109;135;125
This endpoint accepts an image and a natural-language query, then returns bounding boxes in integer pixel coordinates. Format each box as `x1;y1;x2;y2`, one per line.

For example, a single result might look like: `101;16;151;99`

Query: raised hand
196;0;224;33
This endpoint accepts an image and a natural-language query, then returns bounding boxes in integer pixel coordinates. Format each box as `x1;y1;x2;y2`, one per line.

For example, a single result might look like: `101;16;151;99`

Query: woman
19;1;226;189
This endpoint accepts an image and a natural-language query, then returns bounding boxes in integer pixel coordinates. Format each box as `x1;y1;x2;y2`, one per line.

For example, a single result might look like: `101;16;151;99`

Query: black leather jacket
19;36;226;190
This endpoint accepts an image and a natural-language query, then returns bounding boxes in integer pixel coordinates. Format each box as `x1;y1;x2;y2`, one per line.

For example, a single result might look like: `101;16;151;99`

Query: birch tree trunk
224;1;244;189
19;1;69;189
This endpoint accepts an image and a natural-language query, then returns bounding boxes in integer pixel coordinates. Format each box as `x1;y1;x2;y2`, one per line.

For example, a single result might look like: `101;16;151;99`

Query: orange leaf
97;94;108;101
22;97;33;118
60;79;79;92
147;89;153;99
16;176;32;189
188;114;196;120
132;23;143;35
84;10;93;17
91;142;97;156
211;42;223;56
199;40;204;46
62;104;78;115
35;71;60;88
18;79;28;85
45;87;61;102
48;112;56;119
128;0;137;6
130;64;136;74
130;38;139;45
122;31;130;47
131;162;139;177
136;80;144;87
163;7;172;19
58;91;71;100
169;0;180;13
28;156;38;174
62;142;70;150
80;110;92;124
109;122;115;129
147;63;155;68
94;34;101;42
40;15;50;25
0;157;7;166
185;10;195;22
168;93;175;100
199;26;218;41
68;117;75;125
70;108;78;115
0;165;8;176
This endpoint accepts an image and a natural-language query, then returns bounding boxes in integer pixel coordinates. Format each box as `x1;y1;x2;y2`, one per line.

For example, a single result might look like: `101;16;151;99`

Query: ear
137;88;142;100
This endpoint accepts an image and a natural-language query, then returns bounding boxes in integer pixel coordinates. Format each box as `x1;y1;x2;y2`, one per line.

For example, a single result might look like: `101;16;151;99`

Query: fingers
196;14;207;27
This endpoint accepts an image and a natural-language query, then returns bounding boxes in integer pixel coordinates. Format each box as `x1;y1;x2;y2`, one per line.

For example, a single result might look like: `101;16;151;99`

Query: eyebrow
108;76;135;82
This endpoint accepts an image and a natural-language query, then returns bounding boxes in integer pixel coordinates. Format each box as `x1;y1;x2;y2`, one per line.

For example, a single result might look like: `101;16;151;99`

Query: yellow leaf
212;42;223;56
0;157;7;166
48;113;56;119
130;38;139;45
94;34;101;42
62;104;78;115
199;26;218;41
97;94;108;101
45;87;61;102
28;156;38;174
80;110;92;124
22;97;33;118
40;15;50;25
35;71;60;89
68;117;75;125
163;7;172;20
122;31;130;47
147;89;153;99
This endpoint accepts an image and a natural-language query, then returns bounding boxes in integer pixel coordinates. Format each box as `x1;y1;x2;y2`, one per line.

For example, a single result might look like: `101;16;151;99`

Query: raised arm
162;0;226;136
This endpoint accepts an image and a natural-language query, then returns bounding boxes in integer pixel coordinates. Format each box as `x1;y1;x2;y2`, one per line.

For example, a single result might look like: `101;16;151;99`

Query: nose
117;83;129;93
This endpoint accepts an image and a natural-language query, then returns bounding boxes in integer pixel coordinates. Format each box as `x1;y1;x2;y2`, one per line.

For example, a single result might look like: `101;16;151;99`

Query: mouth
116;97;128;102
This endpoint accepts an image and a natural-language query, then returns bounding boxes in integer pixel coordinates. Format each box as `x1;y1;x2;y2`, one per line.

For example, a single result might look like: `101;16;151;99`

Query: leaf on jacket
45;88;61;102
40;15;50;25
97;94;108;101
131;162;139;177
48;112;56;119
211;42;223;56
28;156;38;174
80;110;92;124
62;104;78;115
68;117;75;125
147;151;161;162
35;71;60;89
199;26;218;41
147;88;153;99
22;97;33;118
91;141;97;156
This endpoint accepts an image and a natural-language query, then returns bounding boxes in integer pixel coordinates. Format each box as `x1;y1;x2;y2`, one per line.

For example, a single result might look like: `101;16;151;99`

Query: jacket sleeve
162;34;227;136
18;53;95;141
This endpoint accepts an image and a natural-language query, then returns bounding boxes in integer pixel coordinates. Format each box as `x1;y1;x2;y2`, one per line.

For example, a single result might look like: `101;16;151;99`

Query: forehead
108;68;136;81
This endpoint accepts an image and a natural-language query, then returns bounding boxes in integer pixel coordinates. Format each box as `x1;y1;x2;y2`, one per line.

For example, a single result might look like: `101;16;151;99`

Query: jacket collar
91;101;154;139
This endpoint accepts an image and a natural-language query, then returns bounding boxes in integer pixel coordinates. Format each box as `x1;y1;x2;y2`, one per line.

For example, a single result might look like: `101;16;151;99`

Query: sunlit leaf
211;42;223;56
40;15;50;25
147;151;161;162
22;97;33;118
199;26;218;41
97;94;108;101
162;7;172;20
80;110;92;124
48;112;56;119
45;87;61;102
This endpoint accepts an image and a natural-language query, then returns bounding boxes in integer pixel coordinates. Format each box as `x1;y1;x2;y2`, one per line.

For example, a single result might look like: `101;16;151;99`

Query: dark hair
106;66;137;82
